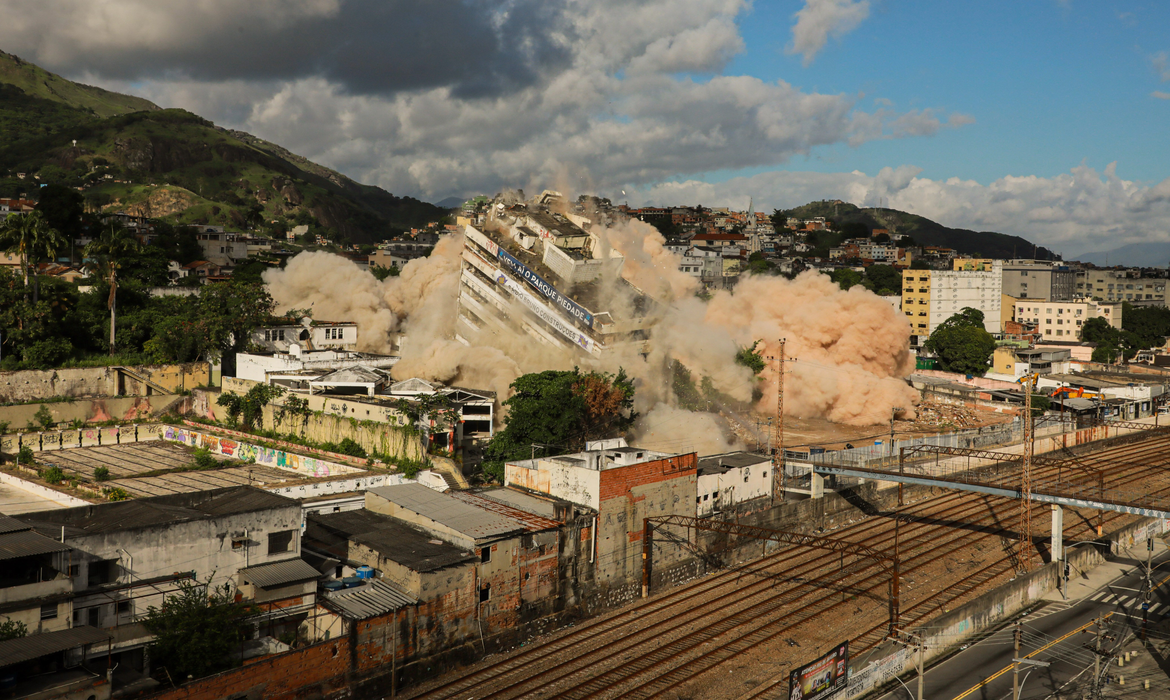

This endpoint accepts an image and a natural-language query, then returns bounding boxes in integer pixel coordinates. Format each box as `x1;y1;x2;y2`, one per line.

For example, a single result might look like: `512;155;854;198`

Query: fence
1;423;168;455
787;415;1076;470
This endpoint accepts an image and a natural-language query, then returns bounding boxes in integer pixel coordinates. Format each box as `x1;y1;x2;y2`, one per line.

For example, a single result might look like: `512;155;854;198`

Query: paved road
875;541;1170;700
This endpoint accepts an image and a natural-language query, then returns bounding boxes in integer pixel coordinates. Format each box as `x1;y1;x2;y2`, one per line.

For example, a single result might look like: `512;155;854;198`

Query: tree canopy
481;368;637;480
924;307;996;375
142;578;258;681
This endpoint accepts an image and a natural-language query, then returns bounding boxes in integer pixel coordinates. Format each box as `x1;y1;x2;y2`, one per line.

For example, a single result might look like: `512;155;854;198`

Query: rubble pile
906;401;988;430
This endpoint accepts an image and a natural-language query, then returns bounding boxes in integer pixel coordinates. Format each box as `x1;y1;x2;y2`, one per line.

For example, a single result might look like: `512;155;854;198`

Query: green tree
0;210;65;302
924;307;996;375
735;341;766;374
153;222;204;265
370;264;400;280
0;618;28;641
194;281;276;375
828;268;866;291
864;265;902;296
395;393;458;444
142;578;259;681
35;185;85;241
770;209;792;234
217;384;284;431
84;223;140;354
481;368;637;480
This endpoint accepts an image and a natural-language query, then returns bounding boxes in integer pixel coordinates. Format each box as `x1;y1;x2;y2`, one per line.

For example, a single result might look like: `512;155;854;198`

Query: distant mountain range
0;50;446;242
786;201;1058;261
1068;242;1170;268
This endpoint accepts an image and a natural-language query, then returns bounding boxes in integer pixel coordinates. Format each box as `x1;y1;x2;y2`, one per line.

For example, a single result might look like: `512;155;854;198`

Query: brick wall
145;638;351;700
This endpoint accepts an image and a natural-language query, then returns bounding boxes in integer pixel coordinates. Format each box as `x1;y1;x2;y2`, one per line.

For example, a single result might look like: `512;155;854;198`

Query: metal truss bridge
809;439;1170;519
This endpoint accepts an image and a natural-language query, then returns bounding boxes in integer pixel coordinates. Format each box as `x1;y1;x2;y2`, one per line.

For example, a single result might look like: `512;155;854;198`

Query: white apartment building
902;261;1002;344
1012;299;1123;341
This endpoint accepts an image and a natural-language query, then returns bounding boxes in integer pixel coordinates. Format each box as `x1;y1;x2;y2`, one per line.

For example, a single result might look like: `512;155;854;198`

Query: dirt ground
727;401;1015;453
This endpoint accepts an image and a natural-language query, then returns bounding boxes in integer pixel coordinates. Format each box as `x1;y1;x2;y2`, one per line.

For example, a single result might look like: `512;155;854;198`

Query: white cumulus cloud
627;163;1170;258
786;0;870;66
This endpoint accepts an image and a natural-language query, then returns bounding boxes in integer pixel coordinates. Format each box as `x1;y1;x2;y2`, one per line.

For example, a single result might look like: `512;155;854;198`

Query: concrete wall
696;461;772;517
0;363;209;403
57;501;303;634
161;424;365;479
181;387;426;464
506;458;602;510
2;422;168;457
0;395;179;433
597;454;698;584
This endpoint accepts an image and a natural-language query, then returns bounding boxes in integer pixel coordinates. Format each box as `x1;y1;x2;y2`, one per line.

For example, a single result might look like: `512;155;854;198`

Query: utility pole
889;407;902;460
1020;376;1034;572
768;339;787;503
1144;536;1154;639
916;633;924;700
1013;623;1021;700
1093;615;1102;698
889;627;924;700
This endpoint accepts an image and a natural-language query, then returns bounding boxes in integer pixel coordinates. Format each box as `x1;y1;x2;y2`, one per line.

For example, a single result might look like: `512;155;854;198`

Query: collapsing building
458;200;659;358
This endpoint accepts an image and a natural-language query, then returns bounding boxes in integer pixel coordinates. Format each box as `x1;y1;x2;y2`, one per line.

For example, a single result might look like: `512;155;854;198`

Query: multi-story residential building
1011;298;1122;341
194;228;249;265
15;487;313;678
902;261;1003;345
458;207;659;359
505;438;698;583
1000;260;1076;301
1076;270;1169;305
856;242;899;263
250;317;360;353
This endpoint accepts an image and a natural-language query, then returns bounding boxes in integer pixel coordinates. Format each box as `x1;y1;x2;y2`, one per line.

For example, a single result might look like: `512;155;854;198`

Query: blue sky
706;0;1169;186
3;0;1169;255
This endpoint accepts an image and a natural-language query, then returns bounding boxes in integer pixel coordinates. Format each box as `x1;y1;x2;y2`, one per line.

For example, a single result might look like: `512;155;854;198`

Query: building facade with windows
902;261;1003;345
1001;260;1076;301
1011;299;1122;341
15;487;309;676
1075;270;1168;305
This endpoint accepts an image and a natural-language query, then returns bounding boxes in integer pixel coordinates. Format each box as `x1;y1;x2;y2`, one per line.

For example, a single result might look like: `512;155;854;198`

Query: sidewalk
1043;537;1170;604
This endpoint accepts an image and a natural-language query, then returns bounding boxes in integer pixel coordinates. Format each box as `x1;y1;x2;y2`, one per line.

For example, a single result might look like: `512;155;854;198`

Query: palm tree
0;210;64;302
85;223;140;354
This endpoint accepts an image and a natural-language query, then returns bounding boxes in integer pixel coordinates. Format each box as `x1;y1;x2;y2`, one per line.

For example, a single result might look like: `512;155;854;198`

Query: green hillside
0;51;158;117
0;53;446;242
787;200;1057;261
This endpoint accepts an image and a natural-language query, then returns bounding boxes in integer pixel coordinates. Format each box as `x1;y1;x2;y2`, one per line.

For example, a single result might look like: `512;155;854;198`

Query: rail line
402;432;1170;700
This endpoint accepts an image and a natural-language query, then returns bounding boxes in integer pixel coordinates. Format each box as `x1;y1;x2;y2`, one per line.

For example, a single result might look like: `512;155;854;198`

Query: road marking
949;615;1107;700
948;568;1170;700
1091;592;1106;601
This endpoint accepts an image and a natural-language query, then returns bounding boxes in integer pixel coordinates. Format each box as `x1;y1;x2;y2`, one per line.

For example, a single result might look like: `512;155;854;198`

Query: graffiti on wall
162;425;359;478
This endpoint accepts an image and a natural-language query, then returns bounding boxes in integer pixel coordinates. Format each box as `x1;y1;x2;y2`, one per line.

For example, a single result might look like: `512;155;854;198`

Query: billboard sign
493;271;600;355
789;641;848;700
495;247;594;327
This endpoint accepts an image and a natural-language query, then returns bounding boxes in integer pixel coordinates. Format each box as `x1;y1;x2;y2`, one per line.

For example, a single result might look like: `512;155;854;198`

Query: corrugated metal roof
324;580;418;620
17;486;295;536
305;510;474;572
449;492;560;532
0;513;29;535
0;626;110;667
0;529;71;561
698;451;770;475
477;488;559;519
369;483;524;541
239;558;322;588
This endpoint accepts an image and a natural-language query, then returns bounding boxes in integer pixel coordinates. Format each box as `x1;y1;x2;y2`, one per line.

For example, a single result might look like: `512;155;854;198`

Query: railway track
402;431;1170;700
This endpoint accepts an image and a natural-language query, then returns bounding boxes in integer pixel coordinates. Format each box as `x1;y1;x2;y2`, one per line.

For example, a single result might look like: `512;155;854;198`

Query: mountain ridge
785;200;1058;261
0;51;446;242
